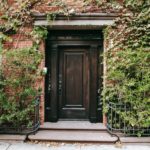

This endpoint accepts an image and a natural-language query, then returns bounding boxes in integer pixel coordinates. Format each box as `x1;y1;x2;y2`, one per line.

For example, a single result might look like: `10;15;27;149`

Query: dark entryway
45;30;103;122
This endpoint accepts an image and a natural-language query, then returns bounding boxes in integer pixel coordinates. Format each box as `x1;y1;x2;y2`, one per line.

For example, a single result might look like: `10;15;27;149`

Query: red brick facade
1;0;123;125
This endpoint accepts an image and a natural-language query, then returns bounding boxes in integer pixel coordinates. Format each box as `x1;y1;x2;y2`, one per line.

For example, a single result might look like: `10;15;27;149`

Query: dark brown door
45;30;103;122
59;47;89;119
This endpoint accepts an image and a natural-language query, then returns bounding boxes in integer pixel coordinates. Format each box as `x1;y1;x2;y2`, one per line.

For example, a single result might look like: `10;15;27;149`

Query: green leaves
31;26;48;41
31;26;48;49
103;1;150;136
0;47;42;127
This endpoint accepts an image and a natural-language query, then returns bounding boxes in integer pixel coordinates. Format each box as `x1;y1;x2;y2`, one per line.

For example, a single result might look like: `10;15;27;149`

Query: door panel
65;53;83;106
59;47;89;119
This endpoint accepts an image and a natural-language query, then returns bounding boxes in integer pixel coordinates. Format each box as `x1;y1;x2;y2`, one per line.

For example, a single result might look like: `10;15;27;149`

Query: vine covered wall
0;0;122;125
0;0;149;134
103;0;150;135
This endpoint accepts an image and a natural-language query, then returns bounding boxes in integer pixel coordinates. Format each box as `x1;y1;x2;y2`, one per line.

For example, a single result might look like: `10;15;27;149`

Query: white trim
33;13;117;27
34;20;115;26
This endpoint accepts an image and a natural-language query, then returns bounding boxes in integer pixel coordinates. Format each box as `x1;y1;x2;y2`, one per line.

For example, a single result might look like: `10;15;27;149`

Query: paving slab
78;145;150;150
48;144;79;150
0;141;150;150
0;142;11;150
8;143;49;150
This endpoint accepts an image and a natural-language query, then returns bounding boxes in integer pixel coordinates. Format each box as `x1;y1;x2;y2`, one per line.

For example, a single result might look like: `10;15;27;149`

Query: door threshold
40;121;106;131
58;119;89;121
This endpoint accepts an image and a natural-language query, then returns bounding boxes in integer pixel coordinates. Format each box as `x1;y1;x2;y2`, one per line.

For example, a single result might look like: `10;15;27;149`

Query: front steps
28;121;117;143
40;121;107;131
0;134;26;142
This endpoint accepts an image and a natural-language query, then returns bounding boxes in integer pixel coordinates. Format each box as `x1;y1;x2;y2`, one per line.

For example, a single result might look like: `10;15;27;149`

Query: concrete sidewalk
0;141;150;150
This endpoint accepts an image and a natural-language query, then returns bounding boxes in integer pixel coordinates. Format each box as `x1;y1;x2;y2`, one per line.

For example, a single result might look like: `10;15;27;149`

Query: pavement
0;141;150;150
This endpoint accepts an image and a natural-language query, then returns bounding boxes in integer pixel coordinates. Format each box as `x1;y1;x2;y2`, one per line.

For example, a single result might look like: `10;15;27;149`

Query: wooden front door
59;47;89;119
45;30;103;122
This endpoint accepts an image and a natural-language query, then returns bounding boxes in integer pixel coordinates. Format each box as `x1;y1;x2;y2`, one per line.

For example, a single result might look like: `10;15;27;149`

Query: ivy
46;12;60;25
0;0;149;135
103;0;150;135
31;26;48;49
0;0;45;128
0;47;42;127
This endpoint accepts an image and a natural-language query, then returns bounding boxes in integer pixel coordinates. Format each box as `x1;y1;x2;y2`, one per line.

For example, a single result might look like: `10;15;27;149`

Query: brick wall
3;26;45;124
3;29;110;125
38;41;45;125
3;28;109;125
1;0;123;125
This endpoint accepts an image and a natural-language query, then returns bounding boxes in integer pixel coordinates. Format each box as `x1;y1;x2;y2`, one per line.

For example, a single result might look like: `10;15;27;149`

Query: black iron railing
107;102;150;136
0;97;40;135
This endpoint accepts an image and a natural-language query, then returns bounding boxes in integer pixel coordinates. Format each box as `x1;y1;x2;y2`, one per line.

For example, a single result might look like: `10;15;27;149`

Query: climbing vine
103;0;150;136
0;0;46;129
0;0;149;135
0;47;42;127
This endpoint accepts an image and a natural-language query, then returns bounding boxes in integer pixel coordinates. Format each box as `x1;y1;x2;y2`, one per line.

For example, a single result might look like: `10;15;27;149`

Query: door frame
45;30;103;123
33;13;117;124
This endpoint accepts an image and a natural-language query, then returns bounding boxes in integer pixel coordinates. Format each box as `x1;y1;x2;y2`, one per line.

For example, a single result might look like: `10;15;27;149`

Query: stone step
0;134;26;142
120;137;150;143
28;130;117;143
40;121;107;131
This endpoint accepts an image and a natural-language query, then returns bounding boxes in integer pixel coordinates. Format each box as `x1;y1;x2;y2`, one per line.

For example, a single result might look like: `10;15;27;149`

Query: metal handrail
107;102;150;137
